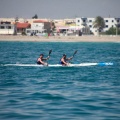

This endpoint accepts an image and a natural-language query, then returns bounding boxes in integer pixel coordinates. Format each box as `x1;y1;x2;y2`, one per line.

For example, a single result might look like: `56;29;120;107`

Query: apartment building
76;17;120;35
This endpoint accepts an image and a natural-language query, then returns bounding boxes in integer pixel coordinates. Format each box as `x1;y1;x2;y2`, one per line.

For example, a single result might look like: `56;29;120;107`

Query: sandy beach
0;35;120;42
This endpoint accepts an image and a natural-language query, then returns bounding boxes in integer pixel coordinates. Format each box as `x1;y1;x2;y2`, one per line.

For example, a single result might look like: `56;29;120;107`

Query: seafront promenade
0;35;120;42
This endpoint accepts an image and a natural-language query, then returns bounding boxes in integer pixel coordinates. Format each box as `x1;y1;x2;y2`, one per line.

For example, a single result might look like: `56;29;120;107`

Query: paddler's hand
69;56;73;60
44;63;48;66
47;56;50;60
66;63;70;66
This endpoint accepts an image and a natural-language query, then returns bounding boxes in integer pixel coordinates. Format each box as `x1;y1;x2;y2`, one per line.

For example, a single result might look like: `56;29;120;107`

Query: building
104;18;120;31
16;22;31;35
76;17;120;35
75;18;91;35
26;20;51;36
0;21;15;35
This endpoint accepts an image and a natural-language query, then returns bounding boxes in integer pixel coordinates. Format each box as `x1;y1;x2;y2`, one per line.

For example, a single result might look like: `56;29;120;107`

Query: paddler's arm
39;59;45;65
42;56;50;60
61;59;68;66
66;56;73;60
39;59;48;66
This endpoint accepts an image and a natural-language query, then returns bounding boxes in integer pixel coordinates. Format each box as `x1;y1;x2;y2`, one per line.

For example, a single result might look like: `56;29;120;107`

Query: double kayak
1;62;113;67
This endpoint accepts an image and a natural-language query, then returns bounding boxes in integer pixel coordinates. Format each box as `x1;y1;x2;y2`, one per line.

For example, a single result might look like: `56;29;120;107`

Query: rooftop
16;22;31;29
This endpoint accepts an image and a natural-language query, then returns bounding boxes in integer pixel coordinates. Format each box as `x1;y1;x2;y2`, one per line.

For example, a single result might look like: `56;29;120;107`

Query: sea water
0;41;120;120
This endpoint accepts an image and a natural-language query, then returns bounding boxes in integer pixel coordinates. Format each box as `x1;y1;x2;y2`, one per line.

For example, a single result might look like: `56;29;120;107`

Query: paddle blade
73;50;77;57
49;50;52;55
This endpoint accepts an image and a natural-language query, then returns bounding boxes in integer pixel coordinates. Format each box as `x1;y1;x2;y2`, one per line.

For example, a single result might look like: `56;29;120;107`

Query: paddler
60;54;73;66
37;54;50;66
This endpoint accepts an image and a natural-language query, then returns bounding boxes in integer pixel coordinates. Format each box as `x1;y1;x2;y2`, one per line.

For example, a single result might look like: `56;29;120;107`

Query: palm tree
50;21;56;35
115;18;120;36
32;14;38;19
93;16;105;35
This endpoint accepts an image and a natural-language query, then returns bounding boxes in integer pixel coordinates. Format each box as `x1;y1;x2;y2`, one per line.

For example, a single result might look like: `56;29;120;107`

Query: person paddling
37;54;49;66
60;51;77;66
37;50;52;66
60;54;73;66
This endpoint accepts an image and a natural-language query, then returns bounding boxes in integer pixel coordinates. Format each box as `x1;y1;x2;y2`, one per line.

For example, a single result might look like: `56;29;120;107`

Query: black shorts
37;61;42;65
60;61;64;65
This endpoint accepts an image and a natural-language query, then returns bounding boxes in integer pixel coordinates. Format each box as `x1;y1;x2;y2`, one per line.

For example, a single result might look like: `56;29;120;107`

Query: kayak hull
1;62;113;67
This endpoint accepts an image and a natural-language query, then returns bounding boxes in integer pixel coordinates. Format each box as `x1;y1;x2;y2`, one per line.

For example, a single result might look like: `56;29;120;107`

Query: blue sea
0;41;120;120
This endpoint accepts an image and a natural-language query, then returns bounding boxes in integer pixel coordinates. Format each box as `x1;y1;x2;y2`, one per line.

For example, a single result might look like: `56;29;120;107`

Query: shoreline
0;35;120;42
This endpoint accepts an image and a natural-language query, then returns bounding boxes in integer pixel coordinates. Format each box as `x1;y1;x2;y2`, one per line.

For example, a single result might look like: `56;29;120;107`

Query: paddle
68;50;77;64
72;50;77;57
46;49;52;61
44;50;52;66
49;49;52;56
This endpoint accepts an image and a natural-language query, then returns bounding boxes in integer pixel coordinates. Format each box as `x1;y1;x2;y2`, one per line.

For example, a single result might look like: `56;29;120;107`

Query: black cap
63;54;66;56
40;54;44;56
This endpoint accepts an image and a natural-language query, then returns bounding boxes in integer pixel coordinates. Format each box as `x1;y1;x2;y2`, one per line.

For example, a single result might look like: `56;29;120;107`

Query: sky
0;0;120;19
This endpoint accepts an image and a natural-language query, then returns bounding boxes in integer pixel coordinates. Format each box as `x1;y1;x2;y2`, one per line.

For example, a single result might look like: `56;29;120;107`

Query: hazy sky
0;0;120;19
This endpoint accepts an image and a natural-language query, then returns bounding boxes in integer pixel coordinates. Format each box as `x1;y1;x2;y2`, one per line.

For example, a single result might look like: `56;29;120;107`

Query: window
27;30;31;33
8;26;11;29
106;25;108;28
78;20;80;22
106;20;108;22
83;20;86;22
112;20;114;22
35;30;38;33
89;20;92;22
0;26;5;29
89;25;92;28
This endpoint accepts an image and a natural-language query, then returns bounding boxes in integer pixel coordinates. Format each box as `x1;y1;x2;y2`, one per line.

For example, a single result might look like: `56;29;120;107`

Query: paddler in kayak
60;54;73;66
37;54;50;66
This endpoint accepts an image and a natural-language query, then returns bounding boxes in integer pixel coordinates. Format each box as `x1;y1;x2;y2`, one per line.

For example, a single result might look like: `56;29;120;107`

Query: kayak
1;62;113;67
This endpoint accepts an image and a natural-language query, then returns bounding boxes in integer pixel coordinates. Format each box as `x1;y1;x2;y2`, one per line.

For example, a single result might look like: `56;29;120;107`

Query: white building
26;19;51;36
31;23;44;30
26;22;45;36
0;22;15;35
76;17;120;35
104;18;118;31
